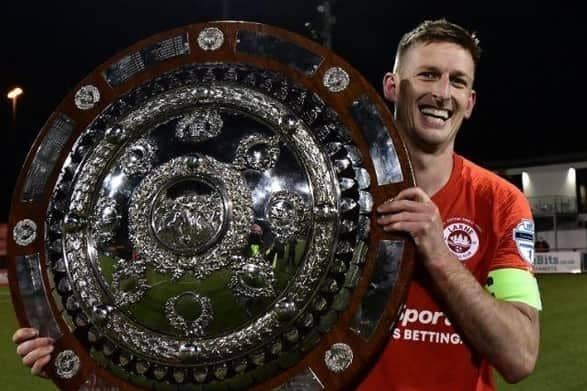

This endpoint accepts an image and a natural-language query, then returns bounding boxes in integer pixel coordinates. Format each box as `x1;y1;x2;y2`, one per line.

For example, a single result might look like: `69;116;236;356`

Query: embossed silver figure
175;109;224;143
323;67;350;93
74;85;101;110
13;219;37;246
324;343;354;373
55;349;81;379
197;27;225;51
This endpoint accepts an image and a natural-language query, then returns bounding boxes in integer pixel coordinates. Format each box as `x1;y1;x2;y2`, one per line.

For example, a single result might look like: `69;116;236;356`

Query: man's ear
382;72;399;103
464;89;477;119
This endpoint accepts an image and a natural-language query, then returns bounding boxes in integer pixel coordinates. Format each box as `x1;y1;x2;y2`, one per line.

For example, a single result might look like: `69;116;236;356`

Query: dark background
1;0;584;220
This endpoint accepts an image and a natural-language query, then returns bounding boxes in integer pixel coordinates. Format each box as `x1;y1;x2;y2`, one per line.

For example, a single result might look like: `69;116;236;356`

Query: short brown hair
394;19;481;70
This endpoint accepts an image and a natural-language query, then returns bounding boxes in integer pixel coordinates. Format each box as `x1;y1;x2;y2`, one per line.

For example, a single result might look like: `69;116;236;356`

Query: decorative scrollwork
234;133;281;171
164;292;213;337
267;191;309;242
128;155;252;279
111;259;150;307
175;109;223;143
119;138;158;176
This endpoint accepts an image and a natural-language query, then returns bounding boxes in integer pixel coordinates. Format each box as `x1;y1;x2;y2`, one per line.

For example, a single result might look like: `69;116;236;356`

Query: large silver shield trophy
8;22;415;390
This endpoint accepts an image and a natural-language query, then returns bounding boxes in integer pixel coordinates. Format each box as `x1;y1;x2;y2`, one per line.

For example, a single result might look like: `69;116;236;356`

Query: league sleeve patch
513;219;535;264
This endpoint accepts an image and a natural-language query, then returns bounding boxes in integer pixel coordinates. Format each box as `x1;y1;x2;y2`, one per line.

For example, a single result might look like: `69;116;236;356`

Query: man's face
384;41;476;152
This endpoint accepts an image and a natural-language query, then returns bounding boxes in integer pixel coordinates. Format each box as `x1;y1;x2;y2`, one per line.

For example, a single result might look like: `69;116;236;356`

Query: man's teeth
420;107;449;120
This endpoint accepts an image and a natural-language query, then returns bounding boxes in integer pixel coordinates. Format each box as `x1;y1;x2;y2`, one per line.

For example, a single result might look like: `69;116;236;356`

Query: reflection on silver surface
230;255;276;298
358;191;373;214
274;367;324;390
354;168;371;190
323;67;350;93
15;254;62;340
74;85;101;110
22;114;74;202
197;27;225;51
13;219;37;246
349;95;403;185
55;349;80;379
324;343;353;373
91;197;121;247
236;30;323;75
350;240;404;340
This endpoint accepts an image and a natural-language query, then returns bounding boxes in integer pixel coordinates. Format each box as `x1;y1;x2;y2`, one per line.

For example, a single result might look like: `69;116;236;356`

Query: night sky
2;0;584;220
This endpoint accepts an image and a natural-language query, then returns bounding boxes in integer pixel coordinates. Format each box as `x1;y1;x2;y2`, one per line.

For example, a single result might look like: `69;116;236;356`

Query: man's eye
451;78;467;88
419;72;437;80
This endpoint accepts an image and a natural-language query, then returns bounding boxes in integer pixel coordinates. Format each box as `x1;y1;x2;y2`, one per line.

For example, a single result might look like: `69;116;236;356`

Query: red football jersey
359;154;535;391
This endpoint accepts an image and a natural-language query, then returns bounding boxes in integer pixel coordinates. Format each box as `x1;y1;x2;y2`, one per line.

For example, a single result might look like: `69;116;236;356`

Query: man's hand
12;328;54;377
376;187;451;266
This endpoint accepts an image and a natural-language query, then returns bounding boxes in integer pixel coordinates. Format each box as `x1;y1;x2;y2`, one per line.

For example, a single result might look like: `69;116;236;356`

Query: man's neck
408;147;454;197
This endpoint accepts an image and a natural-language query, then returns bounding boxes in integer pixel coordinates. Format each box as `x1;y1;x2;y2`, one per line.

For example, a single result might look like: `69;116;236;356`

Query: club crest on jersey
443;218;480;261
513;219;535;264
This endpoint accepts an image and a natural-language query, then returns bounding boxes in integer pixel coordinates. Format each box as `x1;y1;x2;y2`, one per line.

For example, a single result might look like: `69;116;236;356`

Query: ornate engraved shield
8;22;415;390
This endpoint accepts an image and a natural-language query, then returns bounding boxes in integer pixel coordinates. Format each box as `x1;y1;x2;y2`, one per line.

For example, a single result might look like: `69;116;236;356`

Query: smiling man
359;19;542;390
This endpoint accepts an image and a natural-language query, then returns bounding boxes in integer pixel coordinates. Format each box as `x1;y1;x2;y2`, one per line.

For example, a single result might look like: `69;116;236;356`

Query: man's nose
431;73;451;100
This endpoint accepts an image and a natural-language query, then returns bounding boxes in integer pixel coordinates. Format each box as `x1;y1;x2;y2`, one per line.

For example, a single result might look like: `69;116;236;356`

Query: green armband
485;268;542;310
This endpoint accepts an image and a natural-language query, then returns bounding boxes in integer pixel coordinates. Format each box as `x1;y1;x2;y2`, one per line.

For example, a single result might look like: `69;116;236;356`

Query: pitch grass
497;274;587;390
1;274;586;390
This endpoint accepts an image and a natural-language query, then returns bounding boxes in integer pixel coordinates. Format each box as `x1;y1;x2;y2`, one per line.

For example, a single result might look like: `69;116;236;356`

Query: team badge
443;218;480;261
513;219;535;264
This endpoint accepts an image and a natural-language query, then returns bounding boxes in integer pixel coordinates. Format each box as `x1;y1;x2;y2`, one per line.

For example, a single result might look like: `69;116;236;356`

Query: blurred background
1;0;585;389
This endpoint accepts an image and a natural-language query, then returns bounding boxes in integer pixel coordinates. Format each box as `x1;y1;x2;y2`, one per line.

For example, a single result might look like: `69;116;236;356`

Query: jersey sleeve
488;184;542;310
490;186;535;272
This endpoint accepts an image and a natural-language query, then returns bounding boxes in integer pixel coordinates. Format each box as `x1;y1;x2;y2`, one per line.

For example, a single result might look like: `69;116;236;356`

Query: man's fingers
377;199;428;214
377;187;432;213
31;354;52;377
22;344;54;367
394;187;430;203
382;221;426;234
12;328;39;344
377;211;428;226
16;337;54;357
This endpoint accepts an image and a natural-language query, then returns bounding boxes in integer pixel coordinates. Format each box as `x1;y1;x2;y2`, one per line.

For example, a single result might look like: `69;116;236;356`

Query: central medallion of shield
151;178;226;254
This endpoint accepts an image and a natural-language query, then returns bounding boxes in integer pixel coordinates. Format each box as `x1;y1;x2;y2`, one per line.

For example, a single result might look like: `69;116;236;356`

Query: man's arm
377;187;540;383
422;254;539;382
